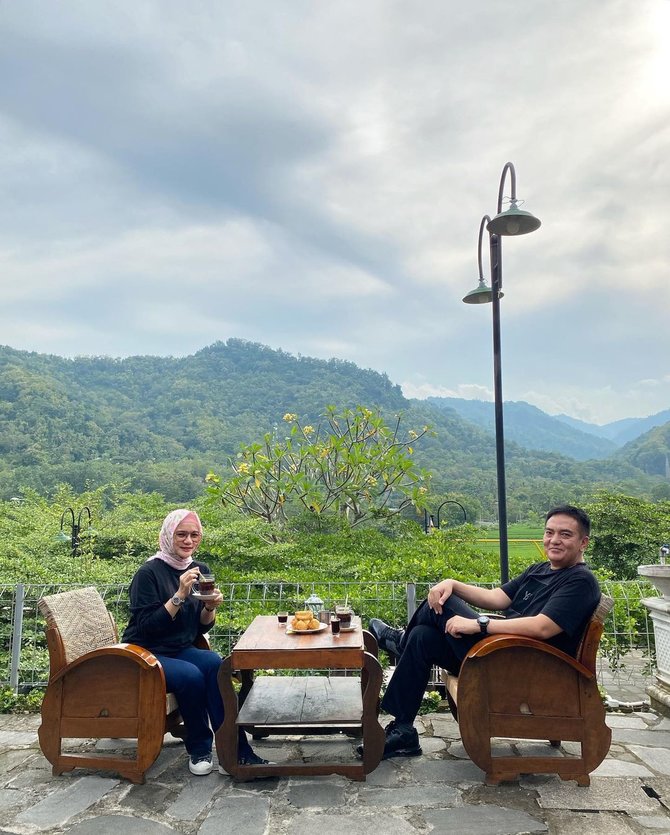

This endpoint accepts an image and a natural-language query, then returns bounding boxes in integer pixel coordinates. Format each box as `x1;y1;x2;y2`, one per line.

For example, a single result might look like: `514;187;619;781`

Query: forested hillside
1;340;667;514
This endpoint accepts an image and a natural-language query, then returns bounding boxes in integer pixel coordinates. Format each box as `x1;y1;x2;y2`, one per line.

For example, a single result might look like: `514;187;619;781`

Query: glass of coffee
277;611;288;625
196;573;216;596
331;616;341;635
335;605;352;627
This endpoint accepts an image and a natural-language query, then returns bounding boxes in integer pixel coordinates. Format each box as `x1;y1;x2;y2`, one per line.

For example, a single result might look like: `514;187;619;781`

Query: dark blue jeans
155;646;250;759
381;596;483;724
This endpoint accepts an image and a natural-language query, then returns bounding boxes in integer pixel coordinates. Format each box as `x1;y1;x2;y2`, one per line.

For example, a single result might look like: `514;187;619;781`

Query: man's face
543;513;589;569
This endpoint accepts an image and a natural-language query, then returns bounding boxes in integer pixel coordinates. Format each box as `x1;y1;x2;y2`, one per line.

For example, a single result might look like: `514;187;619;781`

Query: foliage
205;406;432;528
585;491;670;579
0;686;43;714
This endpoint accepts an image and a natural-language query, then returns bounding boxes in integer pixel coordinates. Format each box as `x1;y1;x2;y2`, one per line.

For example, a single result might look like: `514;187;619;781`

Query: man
362;505;601;760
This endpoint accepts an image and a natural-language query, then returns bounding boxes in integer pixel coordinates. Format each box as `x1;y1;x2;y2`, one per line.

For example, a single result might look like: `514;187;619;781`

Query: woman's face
172;520;202;561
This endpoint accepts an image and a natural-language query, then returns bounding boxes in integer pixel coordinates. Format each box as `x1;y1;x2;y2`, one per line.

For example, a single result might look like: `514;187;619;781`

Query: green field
475;524;545;571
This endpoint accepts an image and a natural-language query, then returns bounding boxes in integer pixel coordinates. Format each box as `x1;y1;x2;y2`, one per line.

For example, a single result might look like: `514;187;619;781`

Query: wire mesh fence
0;578;660;704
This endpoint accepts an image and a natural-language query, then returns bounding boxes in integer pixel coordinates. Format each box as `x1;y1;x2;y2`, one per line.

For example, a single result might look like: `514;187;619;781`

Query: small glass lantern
305;593;324;615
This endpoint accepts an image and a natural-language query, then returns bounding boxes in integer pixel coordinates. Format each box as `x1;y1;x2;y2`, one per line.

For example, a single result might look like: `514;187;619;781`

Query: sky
1;1;669;426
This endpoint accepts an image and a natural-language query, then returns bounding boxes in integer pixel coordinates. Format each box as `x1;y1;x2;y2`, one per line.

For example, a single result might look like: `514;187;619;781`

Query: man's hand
428;579;454;614
445;615;479;638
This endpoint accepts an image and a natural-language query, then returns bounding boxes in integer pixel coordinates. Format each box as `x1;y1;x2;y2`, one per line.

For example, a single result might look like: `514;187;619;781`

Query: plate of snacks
286;611;327;634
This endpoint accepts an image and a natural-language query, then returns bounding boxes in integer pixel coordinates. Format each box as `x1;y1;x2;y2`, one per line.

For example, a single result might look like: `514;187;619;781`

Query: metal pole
490;232;509;584
9;583;25;693
406;582;417;622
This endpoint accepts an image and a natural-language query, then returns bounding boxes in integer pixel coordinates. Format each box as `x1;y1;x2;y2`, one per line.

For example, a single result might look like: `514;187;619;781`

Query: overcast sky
1;1;669;425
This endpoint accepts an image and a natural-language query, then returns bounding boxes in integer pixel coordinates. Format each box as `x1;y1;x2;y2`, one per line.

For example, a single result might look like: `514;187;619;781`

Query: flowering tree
205;406;431;527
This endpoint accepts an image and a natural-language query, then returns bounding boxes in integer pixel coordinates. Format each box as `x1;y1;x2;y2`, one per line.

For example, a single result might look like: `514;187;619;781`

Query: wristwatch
477;615;490;635
171;595;186;608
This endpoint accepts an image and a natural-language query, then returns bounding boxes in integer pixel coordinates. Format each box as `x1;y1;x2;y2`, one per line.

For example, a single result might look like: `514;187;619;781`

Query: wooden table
215;615;385;780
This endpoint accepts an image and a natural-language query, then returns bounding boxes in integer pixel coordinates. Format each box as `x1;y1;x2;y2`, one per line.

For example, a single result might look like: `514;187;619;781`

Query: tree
205;406;431;527
585;491;670;579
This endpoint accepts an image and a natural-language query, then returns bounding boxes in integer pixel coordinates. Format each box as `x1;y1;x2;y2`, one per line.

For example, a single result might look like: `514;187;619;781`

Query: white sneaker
189;755;213;775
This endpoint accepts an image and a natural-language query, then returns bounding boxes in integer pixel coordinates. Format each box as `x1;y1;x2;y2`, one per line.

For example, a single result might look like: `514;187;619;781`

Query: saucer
192;591;218;601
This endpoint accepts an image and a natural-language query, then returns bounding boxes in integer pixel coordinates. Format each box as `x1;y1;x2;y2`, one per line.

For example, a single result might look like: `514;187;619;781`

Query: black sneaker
237;750;271;766
355;720;422;759
369;618;405;660
382;723;422;759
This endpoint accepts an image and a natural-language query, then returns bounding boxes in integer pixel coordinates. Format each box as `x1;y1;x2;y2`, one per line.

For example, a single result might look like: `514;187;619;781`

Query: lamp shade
487;202;541;236
462;278;503;305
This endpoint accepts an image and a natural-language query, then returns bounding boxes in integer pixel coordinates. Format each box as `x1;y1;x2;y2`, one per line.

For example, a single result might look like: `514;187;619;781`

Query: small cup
195;574;216;596
330;616;341;635
277;611;288;625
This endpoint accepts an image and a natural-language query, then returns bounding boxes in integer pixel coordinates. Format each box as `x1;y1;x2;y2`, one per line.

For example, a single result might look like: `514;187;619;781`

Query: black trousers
380;595;483;724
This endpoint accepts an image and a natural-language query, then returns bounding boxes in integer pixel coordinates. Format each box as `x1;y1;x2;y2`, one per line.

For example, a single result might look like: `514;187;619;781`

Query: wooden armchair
38;586;202;784
442;594;613;786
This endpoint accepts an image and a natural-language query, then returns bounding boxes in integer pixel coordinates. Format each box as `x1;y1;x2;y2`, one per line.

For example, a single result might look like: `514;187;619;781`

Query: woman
122;508;267;775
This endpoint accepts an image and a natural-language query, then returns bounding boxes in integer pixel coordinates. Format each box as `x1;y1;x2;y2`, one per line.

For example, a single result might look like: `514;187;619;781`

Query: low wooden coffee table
215;615;385;780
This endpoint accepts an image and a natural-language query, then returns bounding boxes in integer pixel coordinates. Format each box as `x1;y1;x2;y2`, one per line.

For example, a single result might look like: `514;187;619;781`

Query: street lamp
56;506;95;556
462;162;540;583
436;500;467;529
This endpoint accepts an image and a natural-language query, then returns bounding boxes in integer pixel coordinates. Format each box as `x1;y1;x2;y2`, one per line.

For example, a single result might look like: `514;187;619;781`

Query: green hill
0;340;664;514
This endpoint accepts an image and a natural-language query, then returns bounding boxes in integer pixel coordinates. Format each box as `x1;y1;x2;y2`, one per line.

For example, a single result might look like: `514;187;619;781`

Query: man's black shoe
356;721;422;760
369;618;405;660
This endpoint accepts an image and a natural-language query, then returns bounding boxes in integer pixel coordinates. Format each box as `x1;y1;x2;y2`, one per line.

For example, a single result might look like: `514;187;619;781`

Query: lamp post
57;506;94;556
436;500;467;529
462;162;540;583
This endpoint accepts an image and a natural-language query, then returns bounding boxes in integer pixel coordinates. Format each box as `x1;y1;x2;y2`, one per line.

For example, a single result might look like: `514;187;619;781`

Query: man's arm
446;612;562;640
427;579;511;614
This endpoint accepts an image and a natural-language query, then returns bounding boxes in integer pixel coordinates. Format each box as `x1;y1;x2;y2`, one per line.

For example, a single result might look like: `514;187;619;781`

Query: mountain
554;409;670;445
427;397;617;461
615;423;670;478
0;340;665;512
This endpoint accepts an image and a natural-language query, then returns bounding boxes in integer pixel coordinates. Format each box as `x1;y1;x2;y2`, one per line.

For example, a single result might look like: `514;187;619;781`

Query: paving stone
515;741;564;758
67;815;176;833
357;784;462;807
145;745;186;779
0;730;38;747
409;757;485;784
95;737;138;750
613;729;670;747
298;738;356;759
543;810;637;834
591;758;653;777
420;736;447;753
607;714;648;729
166;772;222;820
6;766;60;788
122;781;176;815
199;793;271;835
629;745;670;775
423;804;547;833
0;788;23;810
448;740;514;760
535;776;659;812
361;760;404;787
631;814;670;830
429;717;461;739
287;775;348;808
288;810;416;835
16;775;119;827
0;747;38;778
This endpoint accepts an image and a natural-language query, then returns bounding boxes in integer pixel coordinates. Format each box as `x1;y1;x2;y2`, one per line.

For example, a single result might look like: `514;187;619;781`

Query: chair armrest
49;643;163;683
465;634;595;680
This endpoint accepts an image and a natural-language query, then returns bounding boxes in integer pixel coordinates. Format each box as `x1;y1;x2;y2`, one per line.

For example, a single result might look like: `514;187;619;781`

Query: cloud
0;0;669;424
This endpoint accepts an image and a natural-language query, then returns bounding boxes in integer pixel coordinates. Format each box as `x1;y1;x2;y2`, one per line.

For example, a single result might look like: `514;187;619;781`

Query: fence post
406;582;417;623
9;583;25;694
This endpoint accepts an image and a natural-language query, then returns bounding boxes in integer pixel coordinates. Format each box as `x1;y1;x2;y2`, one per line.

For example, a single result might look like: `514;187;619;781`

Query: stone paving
3;707;670;835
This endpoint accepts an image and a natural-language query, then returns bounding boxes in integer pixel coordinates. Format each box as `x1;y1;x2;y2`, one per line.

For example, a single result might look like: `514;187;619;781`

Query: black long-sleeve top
121;558;212;654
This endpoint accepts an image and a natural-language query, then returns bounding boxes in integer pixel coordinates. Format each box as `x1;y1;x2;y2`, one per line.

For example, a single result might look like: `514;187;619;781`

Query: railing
0;580;658;705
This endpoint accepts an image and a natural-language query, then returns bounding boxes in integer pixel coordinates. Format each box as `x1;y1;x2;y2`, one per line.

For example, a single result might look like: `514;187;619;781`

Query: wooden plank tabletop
231;615;365;669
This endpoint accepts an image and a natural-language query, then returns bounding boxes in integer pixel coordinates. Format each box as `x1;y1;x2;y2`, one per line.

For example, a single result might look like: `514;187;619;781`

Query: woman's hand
203;590;223;611
427;579;454;614
177;567;201;599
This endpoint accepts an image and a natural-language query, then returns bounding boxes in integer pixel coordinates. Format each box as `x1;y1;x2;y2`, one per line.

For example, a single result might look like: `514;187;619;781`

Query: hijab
147;508;203;570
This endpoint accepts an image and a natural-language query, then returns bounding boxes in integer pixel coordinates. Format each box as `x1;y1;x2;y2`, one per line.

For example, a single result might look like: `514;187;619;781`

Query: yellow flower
408;429;418;440
283;413;297;422
237;462;251;474
303;425;314;435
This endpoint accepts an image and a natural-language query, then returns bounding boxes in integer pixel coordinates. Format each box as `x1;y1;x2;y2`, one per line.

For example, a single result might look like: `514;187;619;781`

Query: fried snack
291;611;322;630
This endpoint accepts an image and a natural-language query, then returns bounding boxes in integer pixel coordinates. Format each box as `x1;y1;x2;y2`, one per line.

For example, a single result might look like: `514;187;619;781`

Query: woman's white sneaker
189;755;213;775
